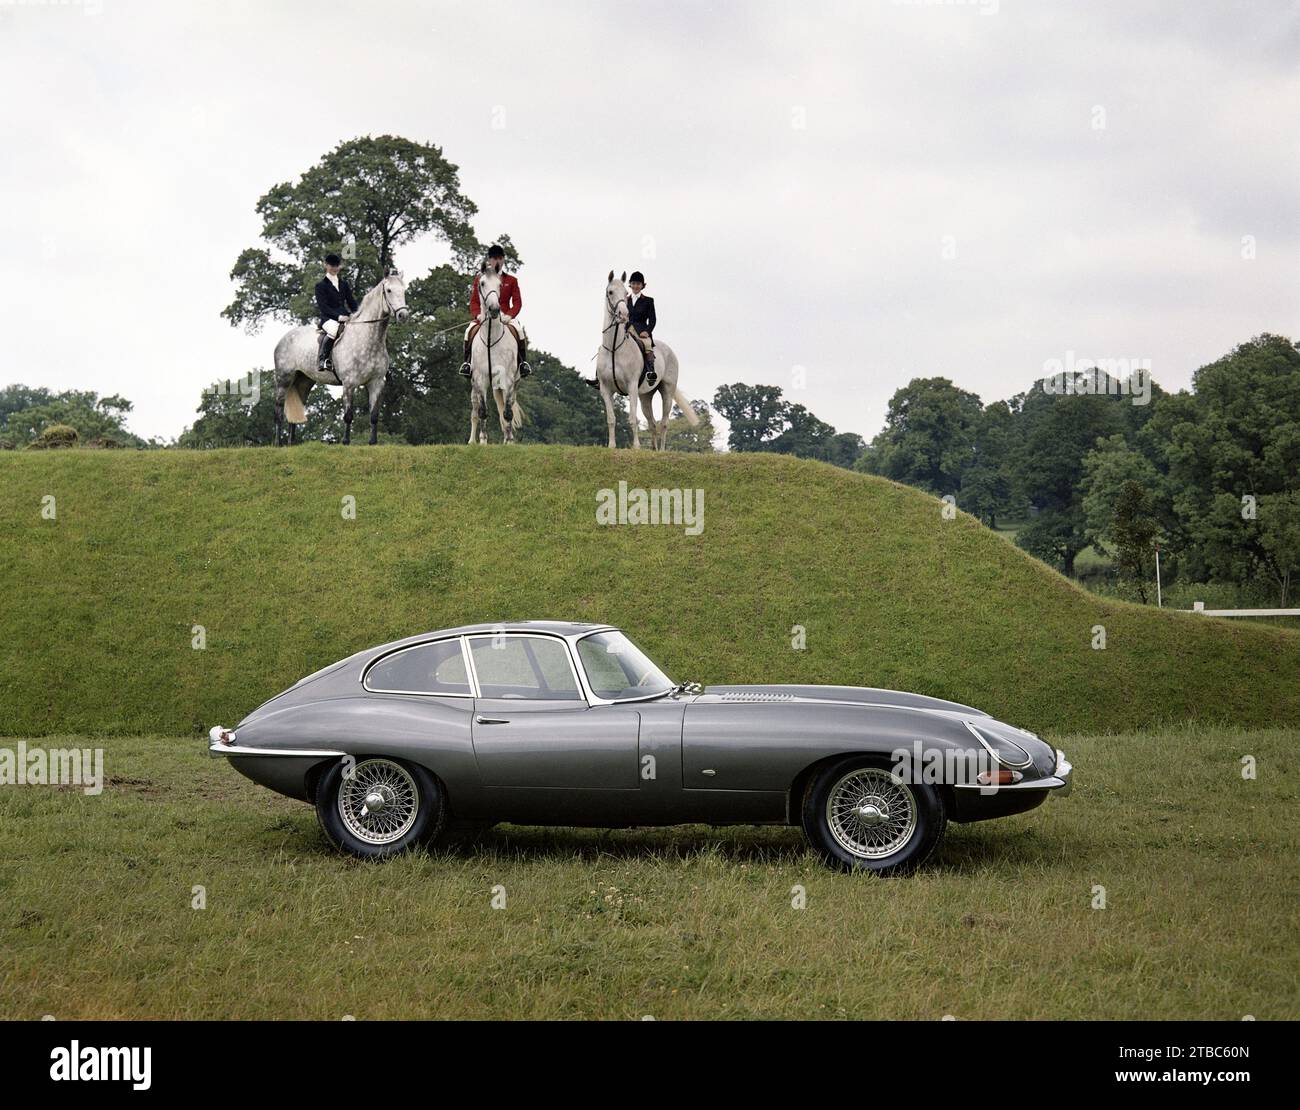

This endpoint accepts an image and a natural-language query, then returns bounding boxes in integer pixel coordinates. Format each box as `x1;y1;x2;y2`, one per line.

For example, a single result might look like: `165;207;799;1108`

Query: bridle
601;284;631;354
346;280;405;327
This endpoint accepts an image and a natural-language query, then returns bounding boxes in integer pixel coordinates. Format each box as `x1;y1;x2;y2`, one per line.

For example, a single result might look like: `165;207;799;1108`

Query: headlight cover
964;721;1033;769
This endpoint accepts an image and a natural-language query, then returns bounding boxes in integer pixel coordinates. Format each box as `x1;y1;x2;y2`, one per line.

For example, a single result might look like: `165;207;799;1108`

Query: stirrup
458;362;472;378
518;361;532;378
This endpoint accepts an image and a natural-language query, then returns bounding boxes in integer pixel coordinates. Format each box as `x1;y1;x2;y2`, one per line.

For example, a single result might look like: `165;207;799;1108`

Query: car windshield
576;631;674;701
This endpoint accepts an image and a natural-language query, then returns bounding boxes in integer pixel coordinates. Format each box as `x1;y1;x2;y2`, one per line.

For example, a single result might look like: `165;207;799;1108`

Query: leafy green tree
516;351;634;446
712;384;859;466
0;386;145;449
1008;386;1129;574
1082;438;1164;600
223;135;482;332
1142;334;1300;597
177;377;349;447
712;383;787;451
664;400;717;452
1258;492;1300;607
858;377;982;496
959;400;1017;527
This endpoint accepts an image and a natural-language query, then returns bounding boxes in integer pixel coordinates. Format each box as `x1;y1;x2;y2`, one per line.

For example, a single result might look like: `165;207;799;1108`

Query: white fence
1183;602;1300;617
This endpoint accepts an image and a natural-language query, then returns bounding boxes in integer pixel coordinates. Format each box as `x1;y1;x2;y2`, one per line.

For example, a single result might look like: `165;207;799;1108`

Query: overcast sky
1;0;1296;443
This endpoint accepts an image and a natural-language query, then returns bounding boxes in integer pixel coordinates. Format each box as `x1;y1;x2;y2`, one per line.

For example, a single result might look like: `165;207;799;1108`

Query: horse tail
511;397;525;429
284;373;310;424
673;389;699;426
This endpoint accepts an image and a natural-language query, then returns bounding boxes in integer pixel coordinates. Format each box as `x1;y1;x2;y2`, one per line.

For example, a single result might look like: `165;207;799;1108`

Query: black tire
801;755;946;875
314;757;445;860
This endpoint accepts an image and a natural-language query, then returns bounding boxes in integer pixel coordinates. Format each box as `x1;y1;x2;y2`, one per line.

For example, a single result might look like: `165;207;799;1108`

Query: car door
467;634;644;822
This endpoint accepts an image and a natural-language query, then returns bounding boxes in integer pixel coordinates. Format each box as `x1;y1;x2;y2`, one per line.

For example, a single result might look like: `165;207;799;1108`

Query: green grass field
3;445;1298;736
2;445;1297;1019
1;724;1295;1019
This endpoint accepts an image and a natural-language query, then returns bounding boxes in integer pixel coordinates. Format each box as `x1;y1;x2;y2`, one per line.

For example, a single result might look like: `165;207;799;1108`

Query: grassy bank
2;445;1298;736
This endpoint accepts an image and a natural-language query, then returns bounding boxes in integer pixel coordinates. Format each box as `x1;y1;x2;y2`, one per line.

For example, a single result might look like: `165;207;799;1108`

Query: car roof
368;620;617;656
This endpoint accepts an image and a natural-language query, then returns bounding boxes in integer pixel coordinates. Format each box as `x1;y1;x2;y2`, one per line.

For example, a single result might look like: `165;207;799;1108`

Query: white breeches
322;319;341;339
467;319;525;339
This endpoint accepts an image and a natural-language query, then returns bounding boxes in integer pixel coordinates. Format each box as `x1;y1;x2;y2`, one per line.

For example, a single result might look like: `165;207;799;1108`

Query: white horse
595;271;698;449
467;265;526;444
272;271;409;445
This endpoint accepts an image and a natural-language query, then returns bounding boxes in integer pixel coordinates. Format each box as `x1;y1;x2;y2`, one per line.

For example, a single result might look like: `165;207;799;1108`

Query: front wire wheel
803;757;945;874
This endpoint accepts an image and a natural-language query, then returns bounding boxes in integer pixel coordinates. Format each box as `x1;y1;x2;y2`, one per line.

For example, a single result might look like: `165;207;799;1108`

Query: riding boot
517;335;531;378
458;337;472;378
318;335;335;373
643;347;657;387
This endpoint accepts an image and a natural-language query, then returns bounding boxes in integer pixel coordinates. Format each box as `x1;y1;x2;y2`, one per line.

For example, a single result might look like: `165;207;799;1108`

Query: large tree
223;135;483;331
1141;334;1300;599
857;377;983;496
0;385;146;449
712;383;788;452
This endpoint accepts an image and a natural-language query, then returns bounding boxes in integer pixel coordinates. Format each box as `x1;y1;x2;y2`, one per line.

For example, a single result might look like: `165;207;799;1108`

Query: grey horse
467;266;525;444
272;271;409;445
595;271;698;449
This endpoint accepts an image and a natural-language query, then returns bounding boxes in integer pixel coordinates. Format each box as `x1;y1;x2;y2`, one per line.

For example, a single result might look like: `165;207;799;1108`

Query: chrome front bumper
953;748;1073;796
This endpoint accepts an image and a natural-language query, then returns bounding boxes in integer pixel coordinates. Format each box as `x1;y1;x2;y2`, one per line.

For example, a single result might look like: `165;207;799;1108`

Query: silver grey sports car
208;621;1072;874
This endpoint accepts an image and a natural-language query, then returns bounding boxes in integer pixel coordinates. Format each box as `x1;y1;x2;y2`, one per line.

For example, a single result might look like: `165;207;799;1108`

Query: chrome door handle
475;716;509;725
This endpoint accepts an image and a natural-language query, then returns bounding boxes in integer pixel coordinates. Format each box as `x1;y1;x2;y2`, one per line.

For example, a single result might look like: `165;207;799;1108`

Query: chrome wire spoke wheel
337;759;420;845
825;767;918;860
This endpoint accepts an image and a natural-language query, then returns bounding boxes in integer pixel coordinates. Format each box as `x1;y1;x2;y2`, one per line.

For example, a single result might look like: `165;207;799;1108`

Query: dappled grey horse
595;271;697;449
272;271;409;445
467;266;525;444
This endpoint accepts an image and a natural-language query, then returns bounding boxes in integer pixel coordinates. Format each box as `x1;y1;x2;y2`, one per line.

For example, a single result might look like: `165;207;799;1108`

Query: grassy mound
1;444;1296;737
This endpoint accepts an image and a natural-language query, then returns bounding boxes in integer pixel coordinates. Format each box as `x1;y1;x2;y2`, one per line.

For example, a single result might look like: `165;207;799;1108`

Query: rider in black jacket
315;253;359;372
627;271;657;386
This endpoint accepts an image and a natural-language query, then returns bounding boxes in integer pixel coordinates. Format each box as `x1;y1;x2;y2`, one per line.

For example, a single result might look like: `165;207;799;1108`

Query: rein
599;287;633;395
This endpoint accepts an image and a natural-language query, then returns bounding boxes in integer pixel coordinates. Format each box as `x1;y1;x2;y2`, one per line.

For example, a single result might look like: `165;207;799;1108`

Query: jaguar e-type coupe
208;621;1071;874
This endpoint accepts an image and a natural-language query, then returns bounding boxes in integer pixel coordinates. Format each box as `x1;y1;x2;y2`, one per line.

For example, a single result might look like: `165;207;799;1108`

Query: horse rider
585;269;657;389
627;271;657;387
459;244;531;379
315;252;359;374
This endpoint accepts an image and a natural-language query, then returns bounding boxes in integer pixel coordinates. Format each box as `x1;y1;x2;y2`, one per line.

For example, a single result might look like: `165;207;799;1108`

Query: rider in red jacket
460;244;530;378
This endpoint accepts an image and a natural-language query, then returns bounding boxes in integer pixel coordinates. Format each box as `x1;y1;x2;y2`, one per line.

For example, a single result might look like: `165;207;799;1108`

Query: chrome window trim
360;635;475;699
572;628;676;706
463;631;587;703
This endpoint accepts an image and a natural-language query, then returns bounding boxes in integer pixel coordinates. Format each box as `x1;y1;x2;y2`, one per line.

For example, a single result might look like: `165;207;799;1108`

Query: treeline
854;334;1300;605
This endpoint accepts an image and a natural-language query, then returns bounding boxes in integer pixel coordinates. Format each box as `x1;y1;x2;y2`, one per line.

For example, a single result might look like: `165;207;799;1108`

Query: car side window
365;640;470;696
470;636;580;700
577;637;635;698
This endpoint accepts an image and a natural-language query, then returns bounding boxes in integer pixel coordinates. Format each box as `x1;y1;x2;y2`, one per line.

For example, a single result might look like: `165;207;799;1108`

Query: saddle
467;320;522;346
315;324;344;383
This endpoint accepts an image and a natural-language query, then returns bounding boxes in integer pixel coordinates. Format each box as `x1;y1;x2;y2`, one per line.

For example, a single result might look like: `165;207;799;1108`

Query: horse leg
601;384;617;449
658;384;673;449
273;380;286;447
469;379;481;444
342;384;354;445
640;392;659;451
628;389;641;450
366;376;383;446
